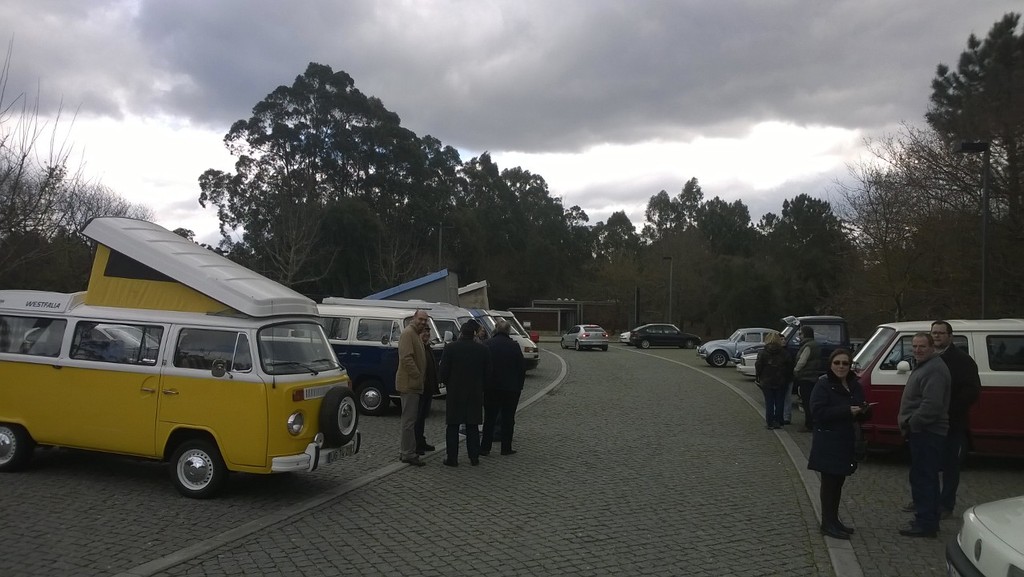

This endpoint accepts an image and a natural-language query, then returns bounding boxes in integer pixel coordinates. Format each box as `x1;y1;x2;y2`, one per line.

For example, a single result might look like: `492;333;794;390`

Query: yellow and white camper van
0;217;359;498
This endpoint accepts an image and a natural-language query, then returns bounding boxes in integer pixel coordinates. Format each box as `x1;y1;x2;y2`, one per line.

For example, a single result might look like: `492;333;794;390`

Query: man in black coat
439;320;491;466
480;319;526;456
931;320;981;517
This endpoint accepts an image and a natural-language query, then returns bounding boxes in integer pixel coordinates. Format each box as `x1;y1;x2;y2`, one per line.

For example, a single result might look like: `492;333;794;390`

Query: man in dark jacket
793;326;822;432
439;320;491;466
481;319;526;456
931;320;981;517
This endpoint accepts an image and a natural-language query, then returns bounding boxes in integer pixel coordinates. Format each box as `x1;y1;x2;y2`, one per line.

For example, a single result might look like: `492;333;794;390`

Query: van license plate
323;443;356;465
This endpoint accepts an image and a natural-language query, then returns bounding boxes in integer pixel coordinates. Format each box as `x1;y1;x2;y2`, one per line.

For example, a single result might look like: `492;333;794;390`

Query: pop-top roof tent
81;217;317;318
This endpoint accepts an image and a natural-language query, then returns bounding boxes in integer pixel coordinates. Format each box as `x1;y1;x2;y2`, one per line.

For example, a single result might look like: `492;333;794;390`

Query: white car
946;495;1024;577
619;331;631;344
735;350;758;378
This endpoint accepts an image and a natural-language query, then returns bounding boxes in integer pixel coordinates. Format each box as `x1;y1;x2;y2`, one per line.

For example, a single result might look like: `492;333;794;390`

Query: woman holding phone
807;348;872;540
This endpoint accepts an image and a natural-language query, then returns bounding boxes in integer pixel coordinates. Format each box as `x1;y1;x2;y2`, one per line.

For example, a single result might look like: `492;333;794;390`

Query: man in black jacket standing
480;319;526;456
931;320;981;518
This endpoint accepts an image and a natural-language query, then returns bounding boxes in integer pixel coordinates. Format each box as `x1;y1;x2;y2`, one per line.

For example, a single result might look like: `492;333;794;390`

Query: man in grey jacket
897;332;951;538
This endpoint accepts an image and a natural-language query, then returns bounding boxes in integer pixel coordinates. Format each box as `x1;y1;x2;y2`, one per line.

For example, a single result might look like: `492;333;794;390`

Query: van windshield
499;316;527;337
852;326;897;372
257;322;340;375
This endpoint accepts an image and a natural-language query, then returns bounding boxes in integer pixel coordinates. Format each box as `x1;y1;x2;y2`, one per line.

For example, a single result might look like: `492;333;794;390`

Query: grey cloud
5;0;1016;151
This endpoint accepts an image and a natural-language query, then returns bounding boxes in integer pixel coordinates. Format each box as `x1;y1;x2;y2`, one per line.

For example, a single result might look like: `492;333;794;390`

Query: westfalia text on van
0;217;359;498
854;319;1024;457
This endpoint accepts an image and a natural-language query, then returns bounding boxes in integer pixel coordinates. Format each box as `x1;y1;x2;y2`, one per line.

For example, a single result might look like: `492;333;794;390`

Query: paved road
1;343;1021;576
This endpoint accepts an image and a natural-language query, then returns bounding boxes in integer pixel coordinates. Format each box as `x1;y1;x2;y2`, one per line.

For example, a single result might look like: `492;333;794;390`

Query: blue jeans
762;386;787;426
907;430;945;531
941;426;967;512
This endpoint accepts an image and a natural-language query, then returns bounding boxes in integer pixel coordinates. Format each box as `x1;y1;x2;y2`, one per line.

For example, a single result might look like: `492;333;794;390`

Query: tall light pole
957;141;991;318
437;223;453;270
662;256;673;323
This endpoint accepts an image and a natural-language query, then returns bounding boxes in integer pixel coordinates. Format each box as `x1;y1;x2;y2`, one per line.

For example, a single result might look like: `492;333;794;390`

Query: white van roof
83;217;317;318
879;319;1024;332
317;303;420;318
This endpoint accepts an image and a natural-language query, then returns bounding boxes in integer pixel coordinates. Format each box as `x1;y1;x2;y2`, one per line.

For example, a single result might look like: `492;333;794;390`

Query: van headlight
287;411;305;436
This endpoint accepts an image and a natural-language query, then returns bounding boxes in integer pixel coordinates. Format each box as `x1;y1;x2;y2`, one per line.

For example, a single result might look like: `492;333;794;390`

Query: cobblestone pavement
2;343;1022;576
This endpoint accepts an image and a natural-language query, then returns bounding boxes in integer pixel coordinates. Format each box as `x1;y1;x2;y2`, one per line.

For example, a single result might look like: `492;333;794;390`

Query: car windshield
728;329;743;342
257;322;340;375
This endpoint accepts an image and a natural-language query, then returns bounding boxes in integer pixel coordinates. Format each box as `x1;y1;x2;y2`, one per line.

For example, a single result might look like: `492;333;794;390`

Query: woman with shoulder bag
755;332;794;430
807;348;872;540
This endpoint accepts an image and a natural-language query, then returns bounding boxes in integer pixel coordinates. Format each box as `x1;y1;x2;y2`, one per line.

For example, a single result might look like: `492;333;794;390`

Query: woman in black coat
807;348;871;540
438;320;491;467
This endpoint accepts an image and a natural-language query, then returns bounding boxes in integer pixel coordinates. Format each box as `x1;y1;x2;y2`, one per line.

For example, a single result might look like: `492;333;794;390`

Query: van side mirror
896;360;912;374
211;359;227;378
380;335;390;345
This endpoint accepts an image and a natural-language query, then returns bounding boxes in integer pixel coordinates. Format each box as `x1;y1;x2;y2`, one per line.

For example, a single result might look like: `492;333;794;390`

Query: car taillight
582;332;589;338
602;332;608;337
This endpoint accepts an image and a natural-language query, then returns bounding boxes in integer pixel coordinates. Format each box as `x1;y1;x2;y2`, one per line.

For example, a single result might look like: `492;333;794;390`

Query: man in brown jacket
396;309;430;466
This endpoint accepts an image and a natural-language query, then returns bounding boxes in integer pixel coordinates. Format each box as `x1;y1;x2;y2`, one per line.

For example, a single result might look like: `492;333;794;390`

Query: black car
628;323;701;349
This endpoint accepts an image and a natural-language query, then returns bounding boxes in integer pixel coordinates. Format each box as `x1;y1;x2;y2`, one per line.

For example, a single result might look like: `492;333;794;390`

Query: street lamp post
957;141;991;319
663;256;673;323
437;223;453;270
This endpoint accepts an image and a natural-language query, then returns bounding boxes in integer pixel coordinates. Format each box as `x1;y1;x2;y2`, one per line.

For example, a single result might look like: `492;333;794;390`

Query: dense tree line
3;14;1022;339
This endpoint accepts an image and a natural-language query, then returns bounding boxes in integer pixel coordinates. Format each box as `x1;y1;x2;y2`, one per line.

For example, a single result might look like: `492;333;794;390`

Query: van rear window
987;335;1024;371
0;315;66;357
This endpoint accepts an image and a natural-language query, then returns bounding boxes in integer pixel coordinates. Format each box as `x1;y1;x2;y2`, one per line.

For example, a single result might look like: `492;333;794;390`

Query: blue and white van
316;302;445;416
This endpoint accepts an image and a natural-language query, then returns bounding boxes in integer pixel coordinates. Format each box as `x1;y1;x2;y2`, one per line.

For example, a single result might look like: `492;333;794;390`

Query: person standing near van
755;332;793;429
414;327;439;456
807;349;870;540
397;310;430;466
480;319;526;456
931;320;980;518
897;332;951;538
793;326;822;432
439;320;491;466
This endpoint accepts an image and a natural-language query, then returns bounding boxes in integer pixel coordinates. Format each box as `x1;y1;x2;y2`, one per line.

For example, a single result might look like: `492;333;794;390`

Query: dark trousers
481;389;521;453
762;386;787;427
907;430;945;531
414;391;433;447
940;426;967;512
819;473;847;527
797;379;815;428
446;423;479;463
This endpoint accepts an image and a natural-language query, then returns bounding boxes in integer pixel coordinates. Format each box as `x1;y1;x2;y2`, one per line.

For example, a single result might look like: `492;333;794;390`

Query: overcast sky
2;1;1019;245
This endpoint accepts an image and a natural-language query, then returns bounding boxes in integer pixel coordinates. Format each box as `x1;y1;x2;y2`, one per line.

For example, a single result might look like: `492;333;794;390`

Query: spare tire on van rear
320;386;359;447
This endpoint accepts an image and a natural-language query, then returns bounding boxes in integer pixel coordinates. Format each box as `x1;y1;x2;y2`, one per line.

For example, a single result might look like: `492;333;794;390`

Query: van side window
71;322;163;365
987;335;1024;371
0;315;67;357
880;336;915;370
175;328;248;371
322;317;351;340
356;319;392;342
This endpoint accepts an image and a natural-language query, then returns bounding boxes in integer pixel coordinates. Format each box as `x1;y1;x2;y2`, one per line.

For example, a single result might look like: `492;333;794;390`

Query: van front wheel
0;423;34;472
171;439;227;499
357;381;391;416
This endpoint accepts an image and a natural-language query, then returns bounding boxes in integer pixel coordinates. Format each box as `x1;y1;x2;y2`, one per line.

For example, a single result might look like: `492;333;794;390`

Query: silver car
560;324;609;351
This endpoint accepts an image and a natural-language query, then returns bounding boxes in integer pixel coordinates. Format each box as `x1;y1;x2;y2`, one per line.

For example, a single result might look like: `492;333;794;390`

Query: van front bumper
271;431;361;473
